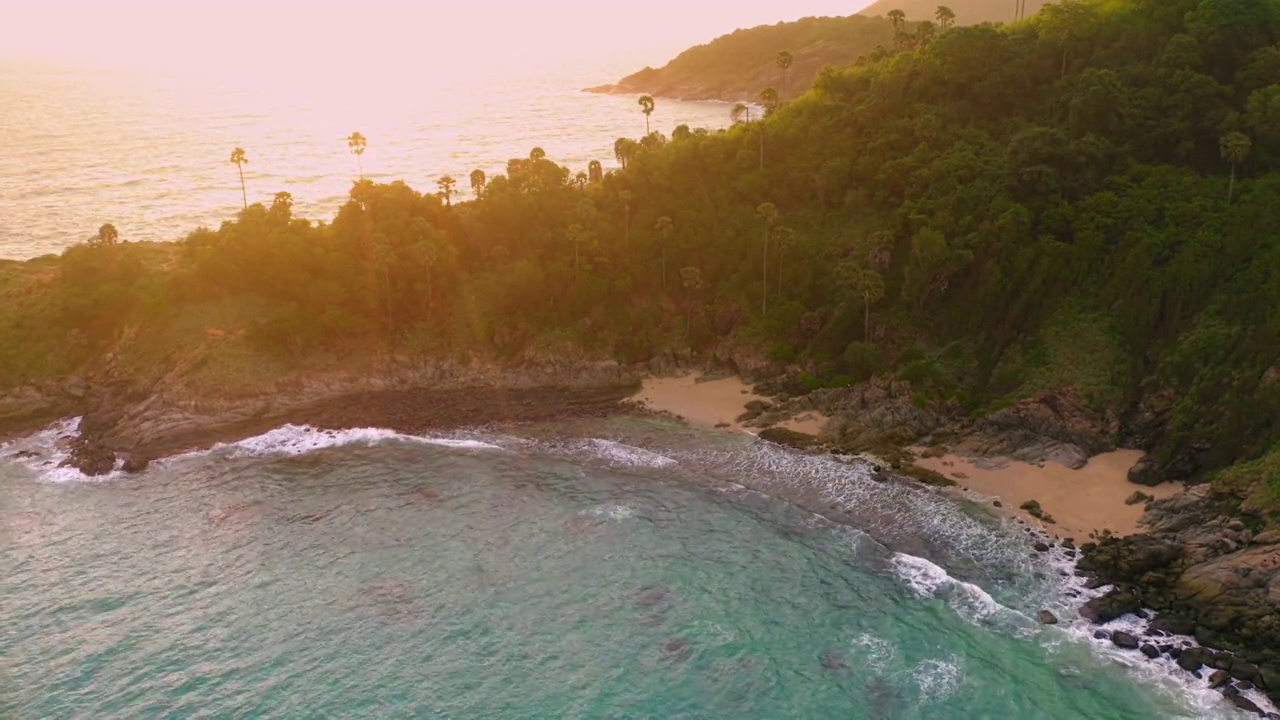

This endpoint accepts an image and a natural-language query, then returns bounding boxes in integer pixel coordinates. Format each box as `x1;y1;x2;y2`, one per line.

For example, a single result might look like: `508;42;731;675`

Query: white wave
890;553;1029;629
0;417;126;483
578;439;677;468
914;656;964;704
853;633;896;671
584;503;636;520
215;424;503;458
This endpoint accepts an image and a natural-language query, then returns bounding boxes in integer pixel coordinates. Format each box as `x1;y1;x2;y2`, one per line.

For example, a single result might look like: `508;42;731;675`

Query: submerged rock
1111;631;1140;650
1140;644;1160;659
1209;669;1233;689
660;637;692;662
819;652;848;670
1038;610;1059;625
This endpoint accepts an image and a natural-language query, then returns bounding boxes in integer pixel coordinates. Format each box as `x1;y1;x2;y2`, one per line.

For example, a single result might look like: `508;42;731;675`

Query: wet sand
915;450;1182;539
629;375;830;436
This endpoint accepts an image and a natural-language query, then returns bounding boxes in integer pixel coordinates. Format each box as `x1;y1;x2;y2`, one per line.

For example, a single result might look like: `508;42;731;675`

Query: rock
1125;491;1154;506
1166;646;1183;660
1209;669;1232;689
1079;591;1142;624
1034;542;1051;553
1213;652;1235;670
1039;610;1059;625
993;500;1003;508
1094;630;1111;640
59;442;115;476
62;376;88;399
1127;454;1162;487
1229;695;1264;716
119;453;150;474
1223;684;1241;698
1232;661;1261;682
1177;650;1205;673
1254;530;1280;546
819;652;848;670
1111;631;1140;650
1238;681;1257;692
1140;644;1161;659
1061;538;1076;550
757;426;820;449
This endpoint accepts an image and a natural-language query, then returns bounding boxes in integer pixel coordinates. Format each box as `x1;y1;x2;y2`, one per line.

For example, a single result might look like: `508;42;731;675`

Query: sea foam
217;424;503;457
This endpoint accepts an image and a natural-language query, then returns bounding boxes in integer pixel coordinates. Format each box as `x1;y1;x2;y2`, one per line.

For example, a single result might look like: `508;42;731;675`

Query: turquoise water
0;417;1251;718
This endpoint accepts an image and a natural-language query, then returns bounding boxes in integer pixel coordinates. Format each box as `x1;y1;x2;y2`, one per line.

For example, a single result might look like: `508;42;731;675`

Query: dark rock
757;426;820;449
120;453;150;474
1061;538;1076;550
1080;591;1142;624
1209;669;1232;689
1229;695;1264;716
1213;651;1236;671
1127;455;1162;487
659;637;692;662
1125;491;1155;506
1223;684;1241;698
1140;644;1161;659
1034;542;1051;553
10;449;40;459
1038;610;1059;625
1166;646;1183;660
1136;609;1150;620
60;442;115;476
819;652;848;670
1238;681;1257;692
993;500;1003;508
1232;661;1261;682
1177;651;1204;673
1111;631;1140;650
1094;630;1111;641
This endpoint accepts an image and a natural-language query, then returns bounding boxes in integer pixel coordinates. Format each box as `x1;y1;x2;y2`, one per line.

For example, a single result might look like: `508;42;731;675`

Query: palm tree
868;230;894;272
849;267;886;341
614;138;638;170
271;191;293;218
638;95;656;136
760;88;779;116
347;132;367;179
229;147;248;208
588;160;604;184
1220;132;1251;204
776;51;794;97
574;171;588;188
680;266;704;335
936;5;956;30
470;169;487;197
567;224;585;280
772;226;795;296
620;190;634;249
437;176;456;207
95;223;119;246
530;147;546;161
731;103;752;124
756;202;778;316
654;216;674;290
887;10;907;48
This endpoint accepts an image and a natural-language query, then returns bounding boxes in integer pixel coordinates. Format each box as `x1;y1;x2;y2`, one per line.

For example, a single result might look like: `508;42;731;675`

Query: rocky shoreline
3;351;1277;713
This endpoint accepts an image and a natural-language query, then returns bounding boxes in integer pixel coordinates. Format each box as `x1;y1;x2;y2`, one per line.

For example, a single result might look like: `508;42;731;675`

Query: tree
868;231;893;272
760;87;779;116
470;169;487;198
936;5;956;31
567;224;585;281
574;171;588;188
756;202;778;316
638;95;656;136
1220;132;1251;203
270;192;293;219
347;132;367;179
731;103;752;124
680;266;704;335
437;176;456;207
620;190;634;249
654;216;674;290
229;147;248;209
842;265;885;342
588;160;604;184
776;51;794;97
93;223;119;247
672;124;692;142
530;147;546;161
614;138;638;170
887;10;906;49
772;226;795;296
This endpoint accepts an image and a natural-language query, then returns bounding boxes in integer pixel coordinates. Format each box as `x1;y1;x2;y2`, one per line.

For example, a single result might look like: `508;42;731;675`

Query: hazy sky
2;1;875;77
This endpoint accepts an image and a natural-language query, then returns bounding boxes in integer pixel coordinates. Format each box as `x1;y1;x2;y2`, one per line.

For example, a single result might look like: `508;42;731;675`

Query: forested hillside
861;0;1048;24
4;0;1280;518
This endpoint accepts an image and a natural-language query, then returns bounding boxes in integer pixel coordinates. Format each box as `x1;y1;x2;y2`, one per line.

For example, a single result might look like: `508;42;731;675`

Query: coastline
628;374;830;435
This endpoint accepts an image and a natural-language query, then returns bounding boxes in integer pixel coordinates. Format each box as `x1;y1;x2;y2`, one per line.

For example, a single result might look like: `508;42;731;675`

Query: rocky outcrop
953;390;1117;469
1079;485;1280;707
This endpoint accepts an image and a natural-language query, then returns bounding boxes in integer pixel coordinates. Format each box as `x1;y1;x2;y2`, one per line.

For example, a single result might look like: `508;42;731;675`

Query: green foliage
2;0;1279;490
1213;447;1280;526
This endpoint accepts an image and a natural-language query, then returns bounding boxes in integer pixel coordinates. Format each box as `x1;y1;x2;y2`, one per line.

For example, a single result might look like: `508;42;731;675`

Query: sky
1;0;875;78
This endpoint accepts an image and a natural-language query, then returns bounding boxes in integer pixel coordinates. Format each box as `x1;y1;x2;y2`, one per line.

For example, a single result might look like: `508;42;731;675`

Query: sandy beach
629;374;829;435
915;450;1182;539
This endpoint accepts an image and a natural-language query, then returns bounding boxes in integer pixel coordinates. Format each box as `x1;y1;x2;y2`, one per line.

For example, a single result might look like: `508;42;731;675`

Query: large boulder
1080;590;1144;624
1127;454;1162;487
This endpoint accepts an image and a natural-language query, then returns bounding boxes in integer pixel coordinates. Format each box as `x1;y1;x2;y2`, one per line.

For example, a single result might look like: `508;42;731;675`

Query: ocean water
2;416;1267;718
0;61;732;260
